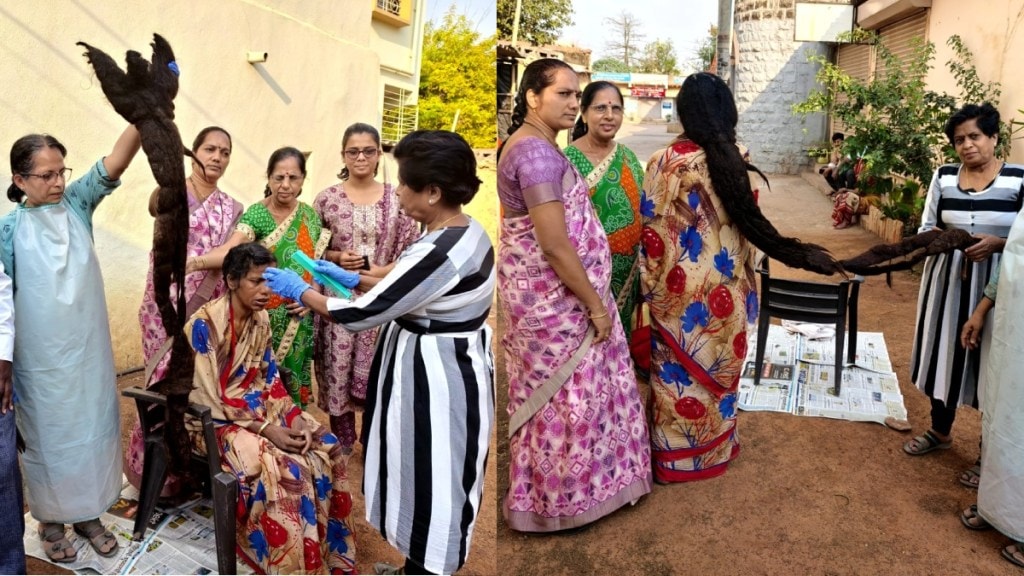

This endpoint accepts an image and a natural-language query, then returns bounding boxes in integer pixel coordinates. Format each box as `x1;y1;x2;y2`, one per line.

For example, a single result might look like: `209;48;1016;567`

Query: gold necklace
189;175;215;203
429;213;464;232
522;119;557;145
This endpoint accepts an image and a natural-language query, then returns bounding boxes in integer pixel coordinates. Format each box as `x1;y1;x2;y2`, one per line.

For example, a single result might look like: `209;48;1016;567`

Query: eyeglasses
590;104;624;116
21;167;72;184
344;147;379;159
270;173;304;184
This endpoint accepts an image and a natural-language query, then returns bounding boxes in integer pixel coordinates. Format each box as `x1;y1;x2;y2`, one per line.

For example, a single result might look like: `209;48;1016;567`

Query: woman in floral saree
640;73;841;483
189;242;355;574
565;81;645;338
191;147;329;406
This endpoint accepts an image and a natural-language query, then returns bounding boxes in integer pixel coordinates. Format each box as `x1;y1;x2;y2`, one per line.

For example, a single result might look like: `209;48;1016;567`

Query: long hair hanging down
679;73;842;276
497;58;575;161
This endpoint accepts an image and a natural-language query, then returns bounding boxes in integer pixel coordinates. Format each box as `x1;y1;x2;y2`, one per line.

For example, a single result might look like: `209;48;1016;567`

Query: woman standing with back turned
641;73;841;483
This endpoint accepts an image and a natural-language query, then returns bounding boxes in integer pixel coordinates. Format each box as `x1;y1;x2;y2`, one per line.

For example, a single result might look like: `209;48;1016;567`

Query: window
373;0;411;26
381;85;417;145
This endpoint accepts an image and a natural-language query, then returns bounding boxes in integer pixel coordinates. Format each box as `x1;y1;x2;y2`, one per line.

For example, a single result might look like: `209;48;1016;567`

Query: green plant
794;32;1009;226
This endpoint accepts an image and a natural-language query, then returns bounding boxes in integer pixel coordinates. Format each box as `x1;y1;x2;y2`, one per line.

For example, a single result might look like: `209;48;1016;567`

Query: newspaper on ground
738;324;908;424
24;480;253;575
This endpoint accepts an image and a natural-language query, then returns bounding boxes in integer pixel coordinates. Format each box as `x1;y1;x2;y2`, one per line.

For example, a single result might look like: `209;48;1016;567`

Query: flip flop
1003;542;1024;568
960;504;992;531
903;430;952;456
959;462;981;489
73;519;119;558
38;522;77;564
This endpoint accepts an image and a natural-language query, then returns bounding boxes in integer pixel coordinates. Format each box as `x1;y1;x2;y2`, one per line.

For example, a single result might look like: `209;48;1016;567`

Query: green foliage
793;31;1008;225
638;39;679;75
419;10;497;148
592;57;629;73
497;0;573;45
690;24;717;73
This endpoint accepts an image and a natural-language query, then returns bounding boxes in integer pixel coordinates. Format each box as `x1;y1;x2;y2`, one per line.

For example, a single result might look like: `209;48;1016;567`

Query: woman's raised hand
314;260;361;288
263;267;312;302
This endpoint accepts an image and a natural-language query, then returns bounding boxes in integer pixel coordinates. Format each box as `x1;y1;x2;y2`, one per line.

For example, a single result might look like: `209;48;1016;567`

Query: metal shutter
877;11;929;76
832;43;872;136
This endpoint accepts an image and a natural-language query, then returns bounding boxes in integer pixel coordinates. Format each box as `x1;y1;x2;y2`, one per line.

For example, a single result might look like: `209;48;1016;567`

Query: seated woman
186;242;356;574
831;187;863;229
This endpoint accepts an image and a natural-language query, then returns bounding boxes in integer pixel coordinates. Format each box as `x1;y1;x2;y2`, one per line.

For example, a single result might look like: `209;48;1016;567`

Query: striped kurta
326;219;495;574
911;163;1024;408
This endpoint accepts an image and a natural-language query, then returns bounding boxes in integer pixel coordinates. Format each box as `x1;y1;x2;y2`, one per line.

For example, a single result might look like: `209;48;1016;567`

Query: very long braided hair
679;72;842;276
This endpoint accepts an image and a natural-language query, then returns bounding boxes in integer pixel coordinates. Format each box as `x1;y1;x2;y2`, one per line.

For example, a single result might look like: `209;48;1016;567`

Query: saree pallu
187;296;356;574
565;143;644;338
499;163;651;532
641;140;758;483
238;202;330;407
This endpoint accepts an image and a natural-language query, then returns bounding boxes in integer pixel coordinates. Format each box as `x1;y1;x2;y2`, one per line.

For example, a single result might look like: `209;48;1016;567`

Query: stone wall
733;0;831;174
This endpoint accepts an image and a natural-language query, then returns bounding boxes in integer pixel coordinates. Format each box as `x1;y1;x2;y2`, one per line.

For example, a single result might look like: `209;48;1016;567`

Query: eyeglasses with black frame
21;167;72;185
343;147;379;159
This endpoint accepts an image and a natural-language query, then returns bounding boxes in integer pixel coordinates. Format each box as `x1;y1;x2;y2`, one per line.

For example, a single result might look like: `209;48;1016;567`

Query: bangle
589;310;609;320
257;421;271;436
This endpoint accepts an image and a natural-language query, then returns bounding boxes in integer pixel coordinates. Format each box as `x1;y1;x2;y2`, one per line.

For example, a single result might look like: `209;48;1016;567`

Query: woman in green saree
189;147;329;406
565;81;645;338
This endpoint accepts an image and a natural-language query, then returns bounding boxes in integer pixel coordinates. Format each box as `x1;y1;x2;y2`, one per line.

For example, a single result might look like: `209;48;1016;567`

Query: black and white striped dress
911;163;1024;408
326;219;495;574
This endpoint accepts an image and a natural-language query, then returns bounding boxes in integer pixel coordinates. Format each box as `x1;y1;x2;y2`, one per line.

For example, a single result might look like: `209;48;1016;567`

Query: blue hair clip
167;61;180;76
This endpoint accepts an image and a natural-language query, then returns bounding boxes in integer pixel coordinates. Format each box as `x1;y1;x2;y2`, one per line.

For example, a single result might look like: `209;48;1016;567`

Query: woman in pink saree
498;58;652;533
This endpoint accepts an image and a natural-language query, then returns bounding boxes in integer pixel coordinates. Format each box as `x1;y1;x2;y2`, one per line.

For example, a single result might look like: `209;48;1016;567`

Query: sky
424;0;717;70
425;0;497;35
559;0;718;71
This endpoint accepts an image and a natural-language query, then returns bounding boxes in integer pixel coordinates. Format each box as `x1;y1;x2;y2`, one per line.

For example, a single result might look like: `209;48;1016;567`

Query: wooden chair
754;256;863;395
122;387;237;575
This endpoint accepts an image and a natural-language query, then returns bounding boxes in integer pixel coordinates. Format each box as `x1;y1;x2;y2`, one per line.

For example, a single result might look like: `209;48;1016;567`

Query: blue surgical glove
314;259;361;288
262;267;312;302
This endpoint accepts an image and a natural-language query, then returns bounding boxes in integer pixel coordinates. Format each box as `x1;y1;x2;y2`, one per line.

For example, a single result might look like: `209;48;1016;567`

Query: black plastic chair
122;387;237;575
754;256;863;395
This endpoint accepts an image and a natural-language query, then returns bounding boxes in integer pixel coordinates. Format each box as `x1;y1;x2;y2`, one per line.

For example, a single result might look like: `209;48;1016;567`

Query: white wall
0;1;387;370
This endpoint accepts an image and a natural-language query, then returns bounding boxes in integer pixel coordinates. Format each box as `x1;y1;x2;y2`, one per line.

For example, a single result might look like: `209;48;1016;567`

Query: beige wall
924;0;1024;164
0;1;400;370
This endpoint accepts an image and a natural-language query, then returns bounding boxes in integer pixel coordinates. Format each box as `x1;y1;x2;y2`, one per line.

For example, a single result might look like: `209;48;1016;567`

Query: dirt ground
495;174;1018;576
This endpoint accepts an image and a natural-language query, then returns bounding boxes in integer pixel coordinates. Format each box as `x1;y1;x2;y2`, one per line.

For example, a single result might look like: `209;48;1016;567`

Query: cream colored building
837;0;1024;164
0;0;425;370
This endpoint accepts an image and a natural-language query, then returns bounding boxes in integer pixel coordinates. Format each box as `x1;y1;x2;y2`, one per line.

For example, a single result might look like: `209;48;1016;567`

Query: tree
638;39;679;75
690;24;717;73
592;57;629;73
497;0;573;45
419;9;497;147
604;11;645;69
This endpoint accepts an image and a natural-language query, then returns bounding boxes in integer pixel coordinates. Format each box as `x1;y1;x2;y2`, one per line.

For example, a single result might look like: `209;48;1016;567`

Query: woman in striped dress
262;130;494;575
905;103;1023;490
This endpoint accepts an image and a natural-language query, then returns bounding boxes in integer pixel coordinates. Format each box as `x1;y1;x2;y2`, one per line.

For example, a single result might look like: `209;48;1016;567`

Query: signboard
631;86;665;99
591;72;631;82
794;2;855;43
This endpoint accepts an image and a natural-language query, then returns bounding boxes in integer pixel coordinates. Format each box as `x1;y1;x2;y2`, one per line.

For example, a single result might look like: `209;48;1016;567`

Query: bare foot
884;417;912;432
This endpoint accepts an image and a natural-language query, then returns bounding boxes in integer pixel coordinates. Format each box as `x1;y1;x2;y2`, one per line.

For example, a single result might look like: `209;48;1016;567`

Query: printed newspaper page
24;480;252;575
738;324;799;413
738;324;907;424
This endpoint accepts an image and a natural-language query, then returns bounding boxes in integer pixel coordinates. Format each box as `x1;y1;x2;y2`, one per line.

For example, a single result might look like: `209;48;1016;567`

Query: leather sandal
960;504;992;531
73;519;119;558
39;522;77;564
903;430;952;456
959;461;981;489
